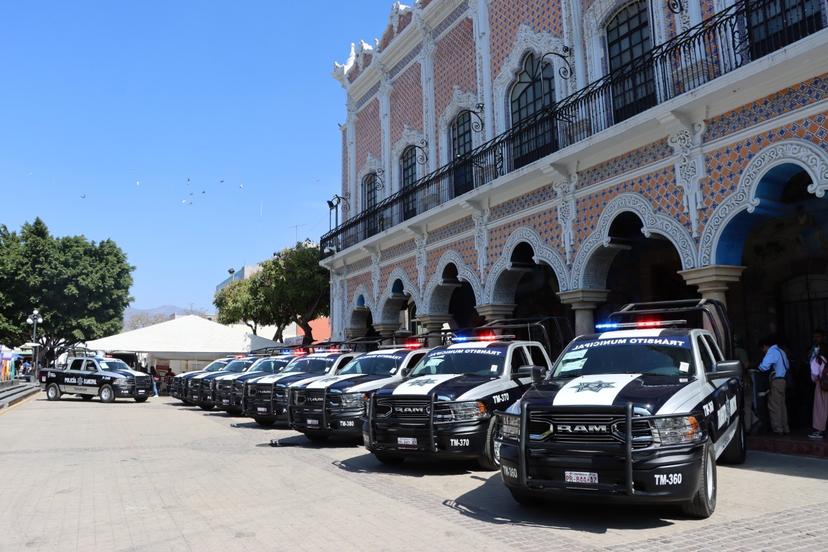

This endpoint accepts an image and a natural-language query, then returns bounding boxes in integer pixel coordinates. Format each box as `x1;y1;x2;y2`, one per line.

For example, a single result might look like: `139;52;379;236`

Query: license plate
340;420;355;427
397;437;417;447
257;407;266;413
307;418;319;426
222;399;230;405
565;471;599;484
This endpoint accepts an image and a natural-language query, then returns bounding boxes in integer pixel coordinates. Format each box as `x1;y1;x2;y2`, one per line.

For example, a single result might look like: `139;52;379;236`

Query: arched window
450;110;474;197
362;172;379;237
400;146;418;220
509;52;557;169
746;0;823;59
606;1;656;123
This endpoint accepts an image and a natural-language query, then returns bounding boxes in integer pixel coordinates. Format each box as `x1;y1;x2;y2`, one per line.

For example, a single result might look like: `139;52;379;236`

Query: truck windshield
339;355;404;376
204;360;228;372
248;358;289;374
408;348;505;378
283;357;334;375
223;360;253;373
99;360;131;372
551;336;694;378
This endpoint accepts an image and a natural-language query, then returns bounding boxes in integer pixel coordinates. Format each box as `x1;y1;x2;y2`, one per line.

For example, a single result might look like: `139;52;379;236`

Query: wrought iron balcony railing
321;0;824;256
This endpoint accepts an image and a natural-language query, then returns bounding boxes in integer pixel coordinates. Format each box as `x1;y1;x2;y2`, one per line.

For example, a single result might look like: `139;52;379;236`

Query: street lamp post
26;309;44;381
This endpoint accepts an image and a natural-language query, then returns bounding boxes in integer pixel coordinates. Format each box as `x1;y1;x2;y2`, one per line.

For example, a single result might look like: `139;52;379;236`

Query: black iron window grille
362;172;379;237
400;145;418;221
510;53;558;169
451;110;475;197
321;0;825;256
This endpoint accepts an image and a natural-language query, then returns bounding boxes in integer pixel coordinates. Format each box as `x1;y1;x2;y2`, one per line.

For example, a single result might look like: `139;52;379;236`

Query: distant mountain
123;305;210;331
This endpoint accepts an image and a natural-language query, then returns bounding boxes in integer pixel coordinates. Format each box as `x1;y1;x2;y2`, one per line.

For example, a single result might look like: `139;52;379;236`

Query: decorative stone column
417;315;453;346
558;289;610;336
373;323;400;341
475;304;516;322
679;265;745;307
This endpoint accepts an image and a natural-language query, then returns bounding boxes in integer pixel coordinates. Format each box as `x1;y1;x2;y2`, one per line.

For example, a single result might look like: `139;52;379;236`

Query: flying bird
80;194;87;199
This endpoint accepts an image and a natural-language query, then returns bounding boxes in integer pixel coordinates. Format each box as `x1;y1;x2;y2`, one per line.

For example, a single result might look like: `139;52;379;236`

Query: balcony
321;0;825;257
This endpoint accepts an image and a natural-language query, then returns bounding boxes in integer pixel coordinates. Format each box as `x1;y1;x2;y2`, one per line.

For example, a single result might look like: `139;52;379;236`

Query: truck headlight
652;416;703;446
434;401;487;423
340;393;363;408
499;413;521;440
115;379;132;387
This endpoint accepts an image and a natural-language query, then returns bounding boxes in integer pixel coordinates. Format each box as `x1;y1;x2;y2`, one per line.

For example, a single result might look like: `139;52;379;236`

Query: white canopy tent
85;315;281;368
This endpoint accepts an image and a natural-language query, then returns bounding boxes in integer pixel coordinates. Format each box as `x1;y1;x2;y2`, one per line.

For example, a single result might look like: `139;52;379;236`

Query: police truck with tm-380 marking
496;300;745;519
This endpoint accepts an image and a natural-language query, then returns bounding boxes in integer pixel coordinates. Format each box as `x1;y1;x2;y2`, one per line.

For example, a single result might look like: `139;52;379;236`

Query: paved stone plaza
1;395;826;551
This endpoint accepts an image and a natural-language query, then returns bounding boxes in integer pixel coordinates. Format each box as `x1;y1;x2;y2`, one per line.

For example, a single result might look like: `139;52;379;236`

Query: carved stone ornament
699;139;828;265
570;192;698;289
371;251;382;304
668;122;706;237
472;208;490;277
414;232;428;297
554;175;578;264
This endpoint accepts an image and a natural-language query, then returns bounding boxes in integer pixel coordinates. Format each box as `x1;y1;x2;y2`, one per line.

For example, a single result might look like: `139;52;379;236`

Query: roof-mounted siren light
595;319;688;331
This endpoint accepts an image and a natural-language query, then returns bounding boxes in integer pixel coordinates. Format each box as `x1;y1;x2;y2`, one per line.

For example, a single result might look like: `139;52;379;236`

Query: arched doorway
718;164;828;427
489;241;568;319
428;263;481;329
348;294;377;339
378;279;418;336
595;212;695;321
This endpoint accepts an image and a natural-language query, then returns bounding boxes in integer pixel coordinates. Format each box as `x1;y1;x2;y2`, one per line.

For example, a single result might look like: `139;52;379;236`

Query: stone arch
492;24;569;135
375;267;419;325
483;226;570;304
422;250;483;315
700;139;828;265
570;192;697;289
438;87;483;166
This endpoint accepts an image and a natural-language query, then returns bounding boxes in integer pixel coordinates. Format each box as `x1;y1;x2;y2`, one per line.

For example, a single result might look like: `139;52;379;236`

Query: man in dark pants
758;336;791;435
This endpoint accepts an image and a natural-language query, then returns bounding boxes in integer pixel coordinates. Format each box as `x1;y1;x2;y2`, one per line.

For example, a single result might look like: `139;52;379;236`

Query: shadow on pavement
443;475;680;532
728;450;828;480
268;434;363;449
334;452;477;477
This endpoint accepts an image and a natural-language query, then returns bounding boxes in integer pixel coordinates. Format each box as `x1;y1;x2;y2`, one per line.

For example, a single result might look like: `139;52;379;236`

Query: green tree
273;241;330;344
253;262;293;342
213;277;269;335
0;218;134;362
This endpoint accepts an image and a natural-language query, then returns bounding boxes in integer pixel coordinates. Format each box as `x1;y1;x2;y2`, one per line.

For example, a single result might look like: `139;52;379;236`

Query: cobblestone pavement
1;395;826;551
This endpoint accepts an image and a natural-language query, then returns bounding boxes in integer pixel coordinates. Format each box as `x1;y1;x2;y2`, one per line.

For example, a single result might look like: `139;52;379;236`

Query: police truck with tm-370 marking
496;300;745;519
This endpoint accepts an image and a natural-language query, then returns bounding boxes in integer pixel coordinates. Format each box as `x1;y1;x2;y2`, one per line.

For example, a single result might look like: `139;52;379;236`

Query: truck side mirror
713;360;743;380
517;365;545;384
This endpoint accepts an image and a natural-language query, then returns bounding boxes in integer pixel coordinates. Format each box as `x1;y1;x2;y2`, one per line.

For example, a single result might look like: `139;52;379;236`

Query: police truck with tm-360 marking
496;300;745;519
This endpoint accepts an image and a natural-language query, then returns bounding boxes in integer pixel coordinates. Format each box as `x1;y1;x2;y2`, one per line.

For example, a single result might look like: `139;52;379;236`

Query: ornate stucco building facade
321;0;828;362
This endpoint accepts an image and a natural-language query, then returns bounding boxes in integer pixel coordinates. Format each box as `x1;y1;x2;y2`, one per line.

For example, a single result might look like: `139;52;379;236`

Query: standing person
809;344;828;439
758;336;790;435
809;329;825;363
149;365;159;397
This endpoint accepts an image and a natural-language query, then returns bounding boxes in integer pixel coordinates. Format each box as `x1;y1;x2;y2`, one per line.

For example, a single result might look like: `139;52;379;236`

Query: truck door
63;359;85;393
80;359;101;395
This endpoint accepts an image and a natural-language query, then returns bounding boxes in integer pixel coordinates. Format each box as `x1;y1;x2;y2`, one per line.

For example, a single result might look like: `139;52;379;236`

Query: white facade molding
553;173;578;265
376;265;419;325
379;72;394;200
469;0;495;140
355;153;383;212
330;271;345;340
471;206;490;278
371;250;382;304
390;125;427;194
438;86;482;165
667;121;707;237
571;192;698;289
333;43;357;87
699;138;828;265
422;249;483;315
344;104;358;219
483;226;571;305
492;24;569;135
350;283;374;316
414;231;428;298
418;14;438;173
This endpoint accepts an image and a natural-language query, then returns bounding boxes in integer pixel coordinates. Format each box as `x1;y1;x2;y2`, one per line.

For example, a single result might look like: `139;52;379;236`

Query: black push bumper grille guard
369;394;438;452
290;388;329;429
516;402;635;496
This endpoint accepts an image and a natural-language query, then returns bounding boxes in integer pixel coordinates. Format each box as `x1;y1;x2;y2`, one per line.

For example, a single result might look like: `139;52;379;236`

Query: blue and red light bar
595;319;687;331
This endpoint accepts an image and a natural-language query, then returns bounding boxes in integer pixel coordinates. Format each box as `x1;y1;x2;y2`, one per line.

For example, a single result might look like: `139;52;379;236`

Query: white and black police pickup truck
289;344;431;442
364;319;569;469
497;300;745;519
41;356;153;403
213;355;296;414
171;357;231;404
246;350;361;427
189;357;256;410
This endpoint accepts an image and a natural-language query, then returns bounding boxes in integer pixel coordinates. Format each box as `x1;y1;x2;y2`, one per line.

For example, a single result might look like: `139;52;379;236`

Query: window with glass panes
400;146;417;220
606;1;656;122
362;172;379;237
747;0;824;59
451;111;474;197
510;53;557;169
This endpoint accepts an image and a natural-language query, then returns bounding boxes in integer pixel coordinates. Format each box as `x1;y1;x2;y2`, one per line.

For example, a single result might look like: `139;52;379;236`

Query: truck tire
374;452;404;465
477;417;501;471
46;384;61;401
304;431;330;443
81;395;94;401
99;385;115;403
199;403;214;411
681;441;717;519
719;417;746;465
254;417;275;427
134;397;148;403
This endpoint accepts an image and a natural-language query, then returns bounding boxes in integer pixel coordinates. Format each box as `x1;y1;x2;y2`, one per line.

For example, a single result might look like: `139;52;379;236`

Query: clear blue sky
0;0;391;312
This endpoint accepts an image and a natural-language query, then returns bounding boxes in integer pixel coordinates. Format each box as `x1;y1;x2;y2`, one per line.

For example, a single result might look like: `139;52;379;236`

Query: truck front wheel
682;441;717;519
477;417;501;471
46;384;61;401
99;385;115;403
254;417;275;427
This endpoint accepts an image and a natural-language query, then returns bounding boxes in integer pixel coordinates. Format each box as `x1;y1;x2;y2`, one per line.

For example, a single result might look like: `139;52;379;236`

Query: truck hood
521;373;698;415
322;374;401;394
254;371;304;385
290;373;369;390
374;374;501;402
